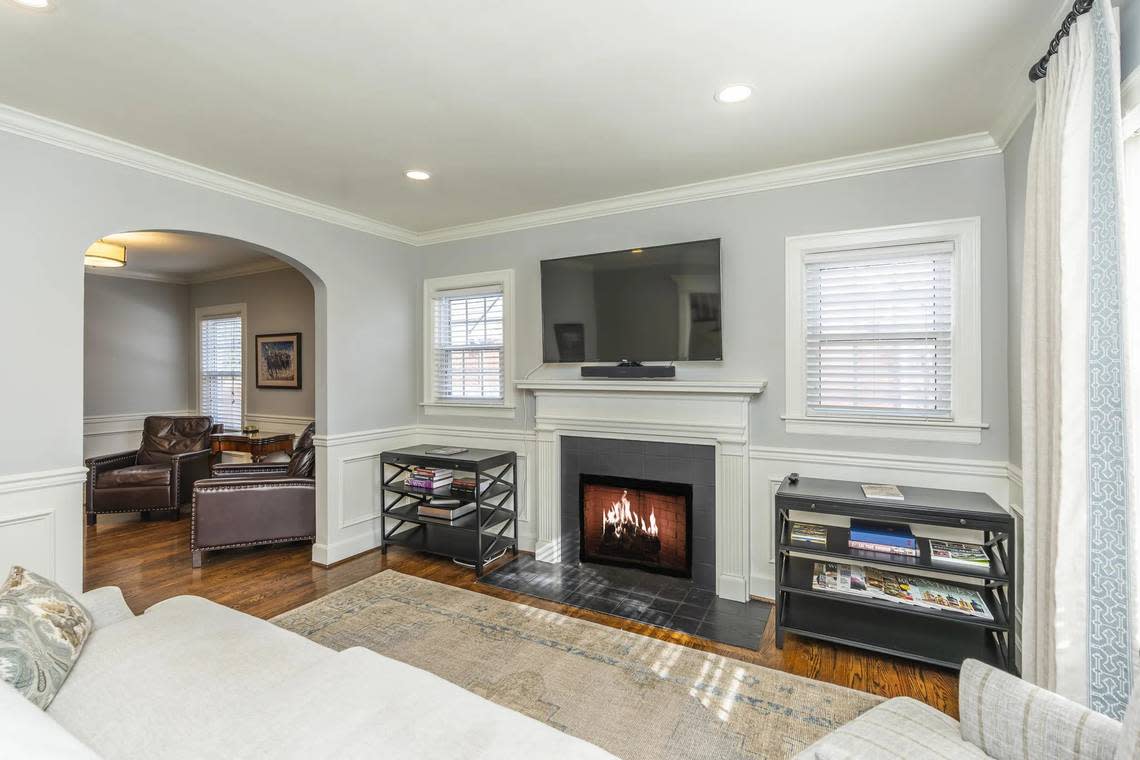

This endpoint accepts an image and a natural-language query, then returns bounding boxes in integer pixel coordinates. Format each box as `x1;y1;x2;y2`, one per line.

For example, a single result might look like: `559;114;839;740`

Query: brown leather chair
190;423;316;567
85;416;219;524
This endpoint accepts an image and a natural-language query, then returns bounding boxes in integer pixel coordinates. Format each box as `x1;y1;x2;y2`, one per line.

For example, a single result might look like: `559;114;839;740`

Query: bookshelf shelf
775;476;1017;674
380;445;518;576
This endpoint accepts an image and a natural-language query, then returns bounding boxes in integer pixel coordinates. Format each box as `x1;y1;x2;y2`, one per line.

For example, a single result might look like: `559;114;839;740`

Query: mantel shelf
516;379;767;395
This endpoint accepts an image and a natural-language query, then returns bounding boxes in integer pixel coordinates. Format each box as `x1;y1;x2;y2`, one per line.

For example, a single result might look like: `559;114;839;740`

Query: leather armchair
85;416;219;524
191;423;316;567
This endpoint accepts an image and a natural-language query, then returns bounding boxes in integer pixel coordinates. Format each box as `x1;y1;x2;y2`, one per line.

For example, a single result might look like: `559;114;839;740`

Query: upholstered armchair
85;416;220;524
190;423;316;567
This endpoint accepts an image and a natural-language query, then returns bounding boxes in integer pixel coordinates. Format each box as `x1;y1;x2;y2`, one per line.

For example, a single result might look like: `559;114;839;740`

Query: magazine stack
811;561;993;621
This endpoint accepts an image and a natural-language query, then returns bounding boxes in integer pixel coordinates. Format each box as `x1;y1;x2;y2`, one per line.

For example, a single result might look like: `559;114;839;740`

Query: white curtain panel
1021;0;1136;720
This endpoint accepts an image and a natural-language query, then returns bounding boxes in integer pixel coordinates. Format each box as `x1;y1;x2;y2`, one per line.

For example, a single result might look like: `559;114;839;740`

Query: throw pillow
0;566;92;709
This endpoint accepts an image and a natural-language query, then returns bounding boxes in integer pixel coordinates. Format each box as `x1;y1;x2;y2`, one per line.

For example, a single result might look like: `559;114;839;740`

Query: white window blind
804;243;953;419
431;286;504;402
200;314;243;430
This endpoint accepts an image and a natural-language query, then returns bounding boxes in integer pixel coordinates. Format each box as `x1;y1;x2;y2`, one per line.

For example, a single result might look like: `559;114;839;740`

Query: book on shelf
861;484;904;500
810;561;993;621
412;467;453;478
929;540;991;570
404;476;454;491
417;501;476;520
451;476;491;495
847;540;920;557
849;519;917;549
790;522;828;545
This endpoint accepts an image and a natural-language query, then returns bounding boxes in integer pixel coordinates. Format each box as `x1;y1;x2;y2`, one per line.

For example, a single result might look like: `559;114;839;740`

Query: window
423;270;514;416
785;219;982;443
197;304;245;431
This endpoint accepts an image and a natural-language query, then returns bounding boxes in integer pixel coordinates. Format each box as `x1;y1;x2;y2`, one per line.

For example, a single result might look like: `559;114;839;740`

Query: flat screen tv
540;239;722;363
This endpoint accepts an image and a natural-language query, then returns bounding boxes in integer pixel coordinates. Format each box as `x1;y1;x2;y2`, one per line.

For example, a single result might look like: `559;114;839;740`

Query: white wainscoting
0;467;87;594
82;410;193;459
312;426;418;566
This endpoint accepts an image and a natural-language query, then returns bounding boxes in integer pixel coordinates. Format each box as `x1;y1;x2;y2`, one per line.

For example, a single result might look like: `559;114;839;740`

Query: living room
1;2;1138;759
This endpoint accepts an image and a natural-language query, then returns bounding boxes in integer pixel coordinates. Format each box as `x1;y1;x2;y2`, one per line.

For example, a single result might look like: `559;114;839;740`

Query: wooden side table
210;432;295;463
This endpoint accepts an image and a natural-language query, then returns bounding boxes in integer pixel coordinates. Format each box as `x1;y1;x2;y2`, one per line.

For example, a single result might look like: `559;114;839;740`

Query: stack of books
848;519;919;557
452;476;491;499
790;522;828;546
418;495;475;521
929;539;991;571
811;561;993;621
404;467;453;491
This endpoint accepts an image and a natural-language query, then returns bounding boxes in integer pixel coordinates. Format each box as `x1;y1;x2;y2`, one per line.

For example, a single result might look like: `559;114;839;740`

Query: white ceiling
94;230;285;282
1;1;1054;233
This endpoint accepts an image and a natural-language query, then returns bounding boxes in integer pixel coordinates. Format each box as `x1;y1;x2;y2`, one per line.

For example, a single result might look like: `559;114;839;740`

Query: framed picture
255;333;302;389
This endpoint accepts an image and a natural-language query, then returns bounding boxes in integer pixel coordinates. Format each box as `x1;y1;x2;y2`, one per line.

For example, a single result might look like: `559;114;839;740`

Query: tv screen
540;239;722;363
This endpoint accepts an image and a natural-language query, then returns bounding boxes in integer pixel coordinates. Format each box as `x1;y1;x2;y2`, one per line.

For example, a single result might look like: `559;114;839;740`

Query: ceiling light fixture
631;248;644;254
9;0;53;10
405;170;431;181
84;240;127;268
714;84;753;104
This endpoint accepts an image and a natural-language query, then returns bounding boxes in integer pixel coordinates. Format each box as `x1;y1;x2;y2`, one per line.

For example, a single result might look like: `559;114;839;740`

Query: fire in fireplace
579;474;692;577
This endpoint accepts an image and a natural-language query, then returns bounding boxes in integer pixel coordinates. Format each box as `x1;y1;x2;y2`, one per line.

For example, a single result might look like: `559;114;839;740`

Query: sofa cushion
0;681;101;759
1117;678;1140;760
136;416;212;465
794;697;988;760
78;587;134;630
48;595;333;760
233;646;618;759
96;464;170;488
0;566;93;709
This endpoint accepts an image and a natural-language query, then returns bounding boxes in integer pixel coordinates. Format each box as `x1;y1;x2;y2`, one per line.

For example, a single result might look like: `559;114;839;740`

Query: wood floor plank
83;511;960;717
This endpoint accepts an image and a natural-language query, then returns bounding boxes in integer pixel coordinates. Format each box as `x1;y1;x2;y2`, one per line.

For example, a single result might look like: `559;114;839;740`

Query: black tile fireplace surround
480;436;773;649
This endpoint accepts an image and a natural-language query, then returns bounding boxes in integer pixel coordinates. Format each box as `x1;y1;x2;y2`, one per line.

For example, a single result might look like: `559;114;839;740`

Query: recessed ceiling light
714;84;752;104
405;170;431;181
9;0;53;9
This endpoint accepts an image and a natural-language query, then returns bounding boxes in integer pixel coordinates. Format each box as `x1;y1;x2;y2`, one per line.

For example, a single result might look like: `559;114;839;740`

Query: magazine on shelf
847;540;920;557
929;540;991;570
790;522;828;545
808;561;993;621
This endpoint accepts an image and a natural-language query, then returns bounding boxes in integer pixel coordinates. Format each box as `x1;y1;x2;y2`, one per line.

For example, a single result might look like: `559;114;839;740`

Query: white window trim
195;302;247;430
783;217;985;444
422;269;516;419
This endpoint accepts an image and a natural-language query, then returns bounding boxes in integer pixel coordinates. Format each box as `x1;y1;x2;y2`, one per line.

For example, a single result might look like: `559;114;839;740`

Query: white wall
1004;114;1034;472
0;128;420;592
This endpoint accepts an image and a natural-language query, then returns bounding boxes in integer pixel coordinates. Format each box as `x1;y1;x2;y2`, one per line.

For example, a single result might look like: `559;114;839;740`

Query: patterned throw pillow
0;566;92;709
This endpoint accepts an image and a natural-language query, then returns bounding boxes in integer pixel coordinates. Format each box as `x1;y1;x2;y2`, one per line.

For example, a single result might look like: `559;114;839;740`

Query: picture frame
255;332;302;389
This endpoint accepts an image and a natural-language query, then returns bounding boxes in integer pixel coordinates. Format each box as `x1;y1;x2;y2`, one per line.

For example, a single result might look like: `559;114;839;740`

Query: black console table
774;476;1017;673
380;445;518;575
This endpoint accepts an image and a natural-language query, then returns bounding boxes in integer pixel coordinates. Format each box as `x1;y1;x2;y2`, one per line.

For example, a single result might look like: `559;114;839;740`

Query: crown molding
414;133;1001;245
3;102;1007;249
85;258;293;285
0;103;419;246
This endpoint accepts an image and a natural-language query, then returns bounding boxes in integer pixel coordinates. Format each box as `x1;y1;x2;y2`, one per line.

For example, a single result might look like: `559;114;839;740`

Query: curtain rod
1028;0;1094;81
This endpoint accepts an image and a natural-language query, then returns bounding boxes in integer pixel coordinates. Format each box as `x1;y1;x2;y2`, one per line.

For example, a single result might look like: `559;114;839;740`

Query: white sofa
3;587;617;759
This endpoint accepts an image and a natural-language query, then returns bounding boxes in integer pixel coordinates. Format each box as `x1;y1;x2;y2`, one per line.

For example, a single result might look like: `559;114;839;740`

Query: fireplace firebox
578;474;692;577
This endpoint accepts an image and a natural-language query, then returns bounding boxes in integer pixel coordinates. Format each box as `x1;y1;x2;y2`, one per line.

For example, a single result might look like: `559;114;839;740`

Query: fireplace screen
579;474;692;577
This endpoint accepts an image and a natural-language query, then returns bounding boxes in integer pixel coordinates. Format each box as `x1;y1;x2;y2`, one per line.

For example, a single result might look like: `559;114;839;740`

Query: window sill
782;415;987;444
421;402;518;419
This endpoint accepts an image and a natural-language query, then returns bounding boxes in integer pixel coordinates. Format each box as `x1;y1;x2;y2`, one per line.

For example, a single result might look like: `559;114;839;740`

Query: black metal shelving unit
774;476;1017;674
380;445;518;576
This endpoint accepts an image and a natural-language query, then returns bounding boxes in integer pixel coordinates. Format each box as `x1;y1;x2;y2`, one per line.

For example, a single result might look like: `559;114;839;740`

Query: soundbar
580;365;676;379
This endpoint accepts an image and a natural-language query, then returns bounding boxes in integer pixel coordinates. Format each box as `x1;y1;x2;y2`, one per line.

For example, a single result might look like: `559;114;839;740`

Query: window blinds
804;243;953;419
431;286;504;402
200;314;243;430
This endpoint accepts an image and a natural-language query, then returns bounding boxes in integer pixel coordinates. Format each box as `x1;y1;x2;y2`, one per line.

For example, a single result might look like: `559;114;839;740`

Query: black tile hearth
479;555;771;649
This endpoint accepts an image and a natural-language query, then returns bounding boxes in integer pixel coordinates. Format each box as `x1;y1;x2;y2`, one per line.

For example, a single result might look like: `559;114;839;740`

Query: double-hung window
785;219;982;443
423;270;514;416
197;304;245;431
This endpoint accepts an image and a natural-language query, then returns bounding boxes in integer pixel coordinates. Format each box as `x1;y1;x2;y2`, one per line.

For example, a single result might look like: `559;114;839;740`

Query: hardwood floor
84;510;961;717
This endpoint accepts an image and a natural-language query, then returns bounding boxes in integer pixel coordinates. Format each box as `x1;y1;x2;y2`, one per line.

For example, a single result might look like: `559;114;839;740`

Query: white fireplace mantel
518;377;766;602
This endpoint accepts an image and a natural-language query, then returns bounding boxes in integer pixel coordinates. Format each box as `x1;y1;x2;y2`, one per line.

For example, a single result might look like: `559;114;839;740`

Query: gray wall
419;154;1011;462
190;267;316;420
83;274;191;416
1004;114;1034;469
0;127;418;478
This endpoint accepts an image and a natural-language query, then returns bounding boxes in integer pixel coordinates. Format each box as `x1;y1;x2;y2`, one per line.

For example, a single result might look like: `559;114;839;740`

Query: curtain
1021;0;1136;720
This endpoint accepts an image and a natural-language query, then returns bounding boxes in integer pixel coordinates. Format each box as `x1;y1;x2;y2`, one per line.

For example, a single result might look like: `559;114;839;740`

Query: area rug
272;570;880;760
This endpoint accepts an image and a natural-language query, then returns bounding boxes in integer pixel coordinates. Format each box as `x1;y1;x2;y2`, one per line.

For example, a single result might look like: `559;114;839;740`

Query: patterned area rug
272;570;880;760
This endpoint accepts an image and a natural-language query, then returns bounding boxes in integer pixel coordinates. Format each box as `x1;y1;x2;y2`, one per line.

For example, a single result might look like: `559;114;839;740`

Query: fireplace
578;474;692;577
